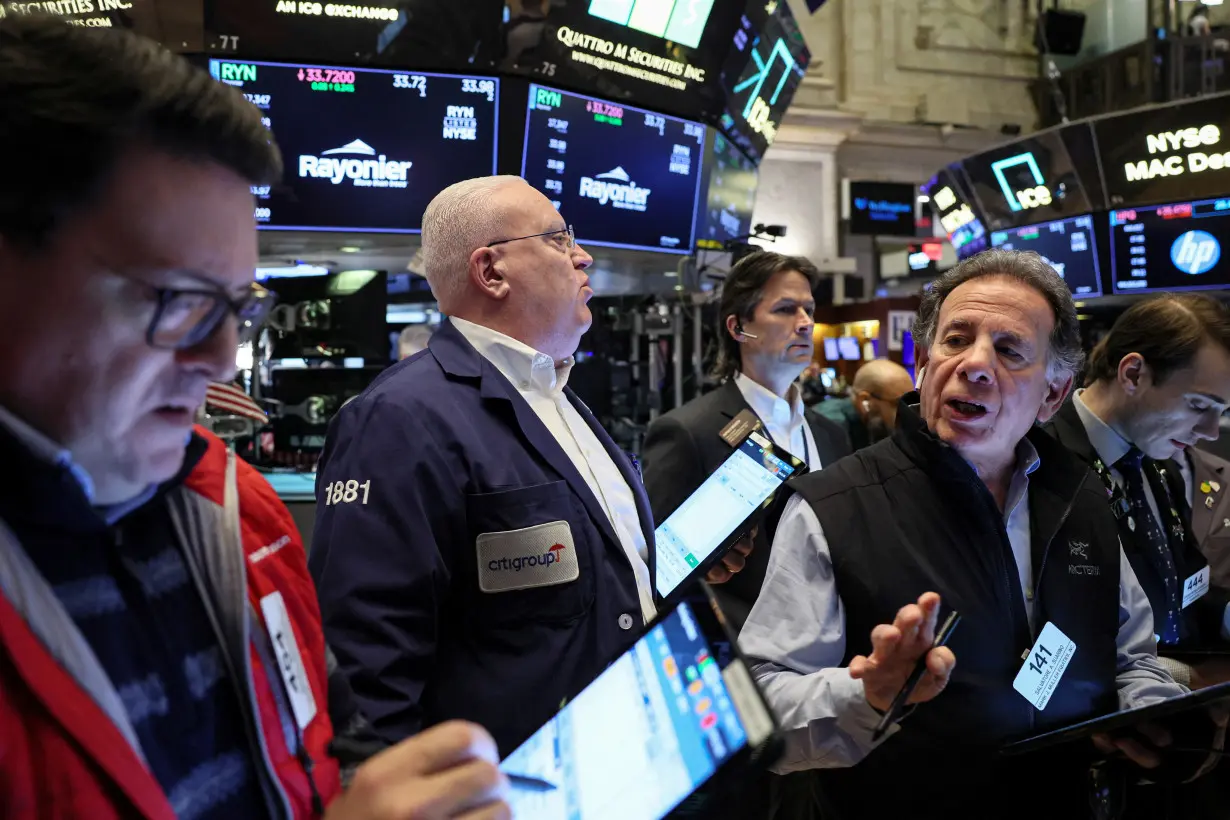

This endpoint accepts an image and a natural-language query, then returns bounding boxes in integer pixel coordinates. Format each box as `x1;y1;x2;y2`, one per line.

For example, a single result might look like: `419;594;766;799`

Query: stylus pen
871;610;961;743
505;772;559;792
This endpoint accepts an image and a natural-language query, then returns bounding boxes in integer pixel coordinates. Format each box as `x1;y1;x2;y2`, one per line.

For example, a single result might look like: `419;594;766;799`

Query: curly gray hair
912;249;1084;379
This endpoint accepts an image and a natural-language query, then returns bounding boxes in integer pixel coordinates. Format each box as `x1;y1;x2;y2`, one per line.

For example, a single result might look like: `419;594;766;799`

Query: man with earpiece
642;251;852;633
640;250;851;820
816;358;915;451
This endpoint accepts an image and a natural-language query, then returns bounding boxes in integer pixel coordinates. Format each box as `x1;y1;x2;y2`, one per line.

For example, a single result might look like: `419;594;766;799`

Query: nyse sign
1122;124;1229;182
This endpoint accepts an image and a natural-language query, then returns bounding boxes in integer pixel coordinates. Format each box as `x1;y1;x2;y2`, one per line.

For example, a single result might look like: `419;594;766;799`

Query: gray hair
420;175;524;309
397;324;434;359
913;249;1084;378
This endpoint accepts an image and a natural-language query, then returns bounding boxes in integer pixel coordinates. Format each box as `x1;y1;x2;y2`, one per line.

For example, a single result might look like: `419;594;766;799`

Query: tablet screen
500;599;774;819
654;430;801;599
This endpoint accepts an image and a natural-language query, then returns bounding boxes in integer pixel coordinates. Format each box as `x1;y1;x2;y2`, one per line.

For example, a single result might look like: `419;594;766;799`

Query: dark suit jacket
1045;400;1229;647
1188;447;1230;592
641;379;852;630
310;320;653;754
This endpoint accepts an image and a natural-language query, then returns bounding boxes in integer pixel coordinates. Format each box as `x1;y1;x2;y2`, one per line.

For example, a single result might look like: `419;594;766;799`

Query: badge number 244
324;479;371;506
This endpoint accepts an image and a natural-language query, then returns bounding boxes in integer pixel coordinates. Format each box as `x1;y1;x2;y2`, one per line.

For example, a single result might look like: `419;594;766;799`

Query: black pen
871;610;961;742
505;772;559;792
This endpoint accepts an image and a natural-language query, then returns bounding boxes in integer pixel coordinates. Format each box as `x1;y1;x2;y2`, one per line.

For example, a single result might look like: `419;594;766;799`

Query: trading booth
928;91;1230;305
24;0;813;535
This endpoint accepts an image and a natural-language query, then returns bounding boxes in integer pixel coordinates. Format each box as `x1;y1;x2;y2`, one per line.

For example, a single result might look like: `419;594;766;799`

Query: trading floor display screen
521;83;704;253
991;214;1104;297
718;0;810;161
694;129;758;251
209;59;498;233
1110;197;1230;294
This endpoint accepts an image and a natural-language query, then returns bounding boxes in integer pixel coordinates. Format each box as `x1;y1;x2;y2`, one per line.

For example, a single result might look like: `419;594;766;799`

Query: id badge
1012;622;1077;711
260;591;318;731
1182;566;1211;609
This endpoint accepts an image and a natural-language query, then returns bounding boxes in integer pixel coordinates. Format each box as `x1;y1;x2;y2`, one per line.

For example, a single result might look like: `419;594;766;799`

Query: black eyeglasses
145;282;277;350
487;225;575;251
99;262;278;350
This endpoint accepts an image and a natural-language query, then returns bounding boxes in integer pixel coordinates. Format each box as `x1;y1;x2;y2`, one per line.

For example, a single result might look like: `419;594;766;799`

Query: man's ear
1036;370;1074;424
469;246;509;300
914;346;930;390
725;314;742;340
1117;353;1147;396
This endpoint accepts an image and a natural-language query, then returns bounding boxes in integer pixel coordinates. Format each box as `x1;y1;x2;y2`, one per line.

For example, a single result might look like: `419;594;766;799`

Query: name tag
1013;622;1077;711
477;520;580;593
259;591;318;731
1182;565;1211;609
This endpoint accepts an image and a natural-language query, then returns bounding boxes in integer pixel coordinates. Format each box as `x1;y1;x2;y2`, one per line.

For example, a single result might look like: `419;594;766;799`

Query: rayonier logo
298;139;413;188
1171;230;1221;276
487;543;568;573
578;166;652;211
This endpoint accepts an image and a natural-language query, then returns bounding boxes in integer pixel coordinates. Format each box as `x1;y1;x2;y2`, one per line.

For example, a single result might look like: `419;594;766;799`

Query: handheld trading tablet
653;428;805;605
500;586;782;819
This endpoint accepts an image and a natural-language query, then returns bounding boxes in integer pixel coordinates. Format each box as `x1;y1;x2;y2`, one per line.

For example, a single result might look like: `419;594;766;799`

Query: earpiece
735;323;759;340
862;400;870;412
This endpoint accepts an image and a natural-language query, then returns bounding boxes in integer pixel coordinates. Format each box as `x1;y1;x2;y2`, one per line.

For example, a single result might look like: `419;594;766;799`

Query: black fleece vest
786;405;1120;819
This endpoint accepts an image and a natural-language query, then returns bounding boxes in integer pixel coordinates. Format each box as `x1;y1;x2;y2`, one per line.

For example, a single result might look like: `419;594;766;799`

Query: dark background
847;180;917;237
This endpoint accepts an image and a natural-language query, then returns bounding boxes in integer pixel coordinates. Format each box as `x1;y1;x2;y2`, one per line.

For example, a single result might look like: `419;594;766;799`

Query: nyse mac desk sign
1096;93;1230;207
208;59;497;233
521;83;704;254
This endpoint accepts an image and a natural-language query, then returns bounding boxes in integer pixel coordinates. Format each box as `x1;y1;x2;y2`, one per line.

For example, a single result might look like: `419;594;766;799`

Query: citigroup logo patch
1171;230;1221;276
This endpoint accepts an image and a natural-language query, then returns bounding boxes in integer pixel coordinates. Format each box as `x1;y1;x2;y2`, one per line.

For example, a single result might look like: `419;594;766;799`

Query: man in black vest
642;250;851;630
740;249;1186;818
1045;294;1230;686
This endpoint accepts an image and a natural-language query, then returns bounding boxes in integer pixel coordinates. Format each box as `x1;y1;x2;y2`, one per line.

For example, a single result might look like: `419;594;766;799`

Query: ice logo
1171;230;1221;276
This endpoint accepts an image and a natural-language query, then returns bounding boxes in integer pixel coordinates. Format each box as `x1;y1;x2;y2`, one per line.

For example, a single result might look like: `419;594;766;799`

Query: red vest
0;429;340;819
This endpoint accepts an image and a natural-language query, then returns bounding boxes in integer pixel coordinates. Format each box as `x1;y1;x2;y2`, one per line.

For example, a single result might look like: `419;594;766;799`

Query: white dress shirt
451;318;656;624
739;442;1186;774
734;372;823;472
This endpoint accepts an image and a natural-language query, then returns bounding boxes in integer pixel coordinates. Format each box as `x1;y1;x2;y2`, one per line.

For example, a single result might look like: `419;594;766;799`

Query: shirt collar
450;317;573;396
1073;388;1133;468
0;402;96;501
734;372;804;429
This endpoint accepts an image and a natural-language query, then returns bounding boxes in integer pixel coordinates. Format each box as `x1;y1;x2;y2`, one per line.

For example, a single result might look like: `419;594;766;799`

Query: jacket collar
893;393;1088;503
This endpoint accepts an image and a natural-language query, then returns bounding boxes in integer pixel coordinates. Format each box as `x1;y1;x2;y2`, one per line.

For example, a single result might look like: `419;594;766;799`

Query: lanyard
1089;455;1187;543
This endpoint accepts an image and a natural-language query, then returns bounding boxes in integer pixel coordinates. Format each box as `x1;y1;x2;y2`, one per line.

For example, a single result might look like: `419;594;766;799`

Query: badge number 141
1012;622;1077;711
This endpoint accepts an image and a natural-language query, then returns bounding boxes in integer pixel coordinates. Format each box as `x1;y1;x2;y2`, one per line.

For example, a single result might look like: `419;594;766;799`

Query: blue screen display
501;600;753;819
521;83;705;254
991;214;1104;297
1110;198;1230;294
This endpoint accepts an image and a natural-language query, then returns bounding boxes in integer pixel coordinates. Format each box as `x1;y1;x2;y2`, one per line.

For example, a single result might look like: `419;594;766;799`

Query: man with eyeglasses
0;14;510;820
311;175;657;756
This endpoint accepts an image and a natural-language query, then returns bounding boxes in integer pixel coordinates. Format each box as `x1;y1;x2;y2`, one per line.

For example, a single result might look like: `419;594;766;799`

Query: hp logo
1171;230;1221;276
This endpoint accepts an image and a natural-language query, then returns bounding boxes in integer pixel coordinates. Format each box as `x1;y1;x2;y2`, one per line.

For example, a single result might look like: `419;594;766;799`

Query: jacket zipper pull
297;738;325;817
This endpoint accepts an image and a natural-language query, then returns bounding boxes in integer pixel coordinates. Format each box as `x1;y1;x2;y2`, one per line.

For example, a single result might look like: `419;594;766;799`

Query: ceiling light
340;246;362;253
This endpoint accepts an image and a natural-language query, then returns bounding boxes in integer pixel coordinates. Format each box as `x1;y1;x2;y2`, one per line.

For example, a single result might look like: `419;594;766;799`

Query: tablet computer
500;585;781;819
653;429;805;604
1001;679;1230;756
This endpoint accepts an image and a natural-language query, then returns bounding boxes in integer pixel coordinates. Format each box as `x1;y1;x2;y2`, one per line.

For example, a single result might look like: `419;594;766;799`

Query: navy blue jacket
309;320;654;754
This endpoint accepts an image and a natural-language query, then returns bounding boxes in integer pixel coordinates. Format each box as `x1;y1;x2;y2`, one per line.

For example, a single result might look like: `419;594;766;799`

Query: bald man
816;359;915;451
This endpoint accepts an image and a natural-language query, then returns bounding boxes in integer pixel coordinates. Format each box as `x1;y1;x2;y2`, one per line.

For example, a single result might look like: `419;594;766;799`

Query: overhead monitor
822;337;839;360
1095;92;1230;209
837;337;861;361
0;0;201;47
521;83;705;254
926;167;987;259
203;1;505;69
717;0;811;161
208;58;498;233
1109;197;1230;295
694;129;758;251
501;0;744;120
847;181;918;237
961;129;1092;230
990;214;1104;297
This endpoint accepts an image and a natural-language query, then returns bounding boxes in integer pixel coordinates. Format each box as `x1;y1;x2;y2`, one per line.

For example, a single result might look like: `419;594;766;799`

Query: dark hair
0;13;282;249
713;250;822;380
913;248;1084;377
1085;293;1230;387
